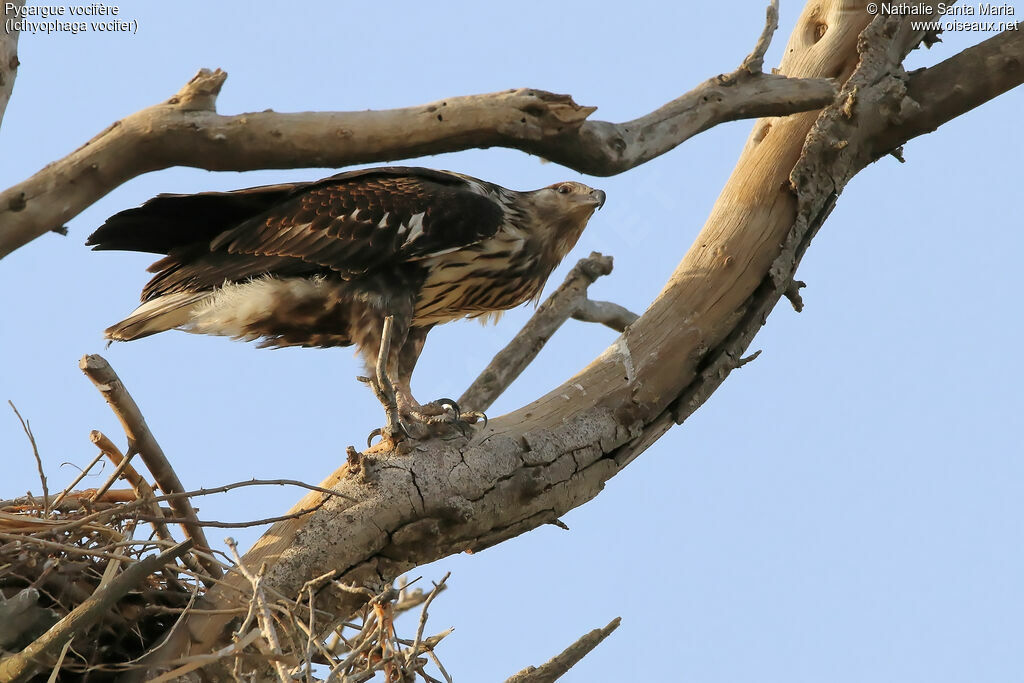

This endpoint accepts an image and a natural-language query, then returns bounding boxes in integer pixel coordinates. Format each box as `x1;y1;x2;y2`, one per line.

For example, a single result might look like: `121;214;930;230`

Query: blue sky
2;2;1022;681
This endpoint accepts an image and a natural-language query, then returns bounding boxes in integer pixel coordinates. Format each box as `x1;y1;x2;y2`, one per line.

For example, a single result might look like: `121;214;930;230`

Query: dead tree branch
504;617;621;683
8;401;48;517
79;354;223;583
459;252;624;414
571;299;639;333
0;6;836;259
876;27;1023;156
0;1;23;128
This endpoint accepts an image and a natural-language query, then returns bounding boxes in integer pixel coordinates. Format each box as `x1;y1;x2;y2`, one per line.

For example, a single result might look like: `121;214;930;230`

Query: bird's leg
363;315;408;447
393;326;487;435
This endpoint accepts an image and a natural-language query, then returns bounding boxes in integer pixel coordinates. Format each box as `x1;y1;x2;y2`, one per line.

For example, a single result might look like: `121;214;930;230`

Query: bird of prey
88;166;605;443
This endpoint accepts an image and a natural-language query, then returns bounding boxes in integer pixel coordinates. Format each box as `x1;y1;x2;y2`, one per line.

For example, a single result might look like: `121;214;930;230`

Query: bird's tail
105;292;210;341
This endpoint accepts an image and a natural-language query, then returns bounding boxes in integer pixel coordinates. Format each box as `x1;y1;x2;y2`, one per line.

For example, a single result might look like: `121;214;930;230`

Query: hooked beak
590;189;606;210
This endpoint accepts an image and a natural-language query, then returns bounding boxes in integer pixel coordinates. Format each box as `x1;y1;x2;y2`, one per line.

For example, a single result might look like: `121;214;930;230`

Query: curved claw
434;398;461;420
462;410;488;429
367;420;410;448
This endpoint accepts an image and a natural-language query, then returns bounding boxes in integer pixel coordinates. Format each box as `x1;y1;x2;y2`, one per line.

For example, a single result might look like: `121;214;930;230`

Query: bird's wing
208;168;507;278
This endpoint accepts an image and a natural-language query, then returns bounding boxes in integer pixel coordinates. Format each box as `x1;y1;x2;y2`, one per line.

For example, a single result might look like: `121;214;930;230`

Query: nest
0;498;201;681
2;362;455;683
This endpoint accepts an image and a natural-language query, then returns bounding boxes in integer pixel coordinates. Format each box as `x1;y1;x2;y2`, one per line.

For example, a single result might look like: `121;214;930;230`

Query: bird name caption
5;3;136;35
865;3;1020;31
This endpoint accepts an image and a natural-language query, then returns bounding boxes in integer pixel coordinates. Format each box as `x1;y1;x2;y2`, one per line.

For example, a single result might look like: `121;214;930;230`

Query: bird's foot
403;398;487;439
360;375;409;449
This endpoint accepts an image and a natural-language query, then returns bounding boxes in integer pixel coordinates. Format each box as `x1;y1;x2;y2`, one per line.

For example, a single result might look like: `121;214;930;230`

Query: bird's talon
462;410;488;428
367;428;383;447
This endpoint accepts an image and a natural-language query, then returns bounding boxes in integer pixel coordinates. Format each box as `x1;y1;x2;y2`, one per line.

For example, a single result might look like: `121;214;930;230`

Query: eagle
88;166;605;443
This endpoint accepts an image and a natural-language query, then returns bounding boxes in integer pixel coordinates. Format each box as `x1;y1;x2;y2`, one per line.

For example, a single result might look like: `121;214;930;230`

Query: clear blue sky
2;2;1022;681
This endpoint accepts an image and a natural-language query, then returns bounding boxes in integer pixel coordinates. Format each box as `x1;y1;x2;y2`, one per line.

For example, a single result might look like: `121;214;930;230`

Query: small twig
0;539;194;683
9;401;49;517
47;450;106;511
504;617;621;683
225;537;291;683
460;252;615;414
406;572;450;671
571;299;639;333
131;500;326;529
79;354;222;582
89;444;138;503
146;628;262;683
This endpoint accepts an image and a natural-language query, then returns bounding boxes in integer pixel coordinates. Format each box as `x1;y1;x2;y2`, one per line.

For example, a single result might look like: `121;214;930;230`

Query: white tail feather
105;292;210;341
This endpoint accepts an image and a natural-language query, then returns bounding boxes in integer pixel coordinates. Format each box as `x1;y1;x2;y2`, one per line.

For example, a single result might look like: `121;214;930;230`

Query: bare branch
504;617;621;683
225;537;292;683
571;298;639;333
0;539;193;683
740;0;779;74
131;501;327;529
876;27;1024;155
0;0;23;127
47;450;106;511
0;20;837;260
79;354;223;582
460;252;615;414
8;401;48;517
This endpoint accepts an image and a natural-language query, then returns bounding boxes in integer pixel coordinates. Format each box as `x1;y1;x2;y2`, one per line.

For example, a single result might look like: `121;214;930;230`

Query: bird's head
533;181;606;220
519;180;605;265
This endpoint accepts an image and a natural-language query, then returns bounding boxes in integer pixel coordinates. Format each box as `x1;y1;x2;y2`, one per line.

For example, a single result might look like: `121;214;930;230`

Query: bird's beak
590;189;606;210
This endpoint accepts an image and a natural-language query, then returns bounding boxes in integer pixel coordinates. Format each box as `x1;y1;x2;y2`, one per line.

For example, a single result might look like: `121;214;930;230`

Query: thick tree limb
0;539;193;683
877;27;1024;155
504;617;621;683
79;354;223;583
0;15;837;259
0;1;22;128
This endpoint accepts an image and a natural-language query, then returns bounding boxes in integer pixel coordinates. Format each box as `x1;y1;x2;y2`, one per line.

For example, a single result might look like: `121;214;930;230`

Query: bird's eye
557;184;572;194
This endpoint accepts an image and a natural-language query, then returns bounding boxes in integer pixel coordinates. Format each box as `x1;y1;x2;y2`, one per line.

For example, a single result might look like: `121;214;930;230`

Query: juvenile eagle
88;166;605;440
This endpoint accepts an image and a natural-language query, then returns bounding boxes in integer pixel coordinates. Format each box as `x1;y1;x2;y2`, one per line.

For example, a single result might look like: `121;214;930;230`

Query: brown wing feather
209;171;506;277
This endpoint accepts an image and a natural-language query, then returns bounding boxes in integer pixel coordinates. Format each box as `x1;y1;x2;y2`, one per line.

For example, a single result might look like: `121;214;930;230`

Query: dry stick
89;430;205;583
0;45;838;259
0;539;194;683
89;444;139;503
225;538;292;683
459;252;619;414
8;401;49;518
131;500;327;529
46;450;106;511
79;354;223;583
404;572;450;674
0;488;135;512
571;299;639;333
146;628;262;683
504;617;621;683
